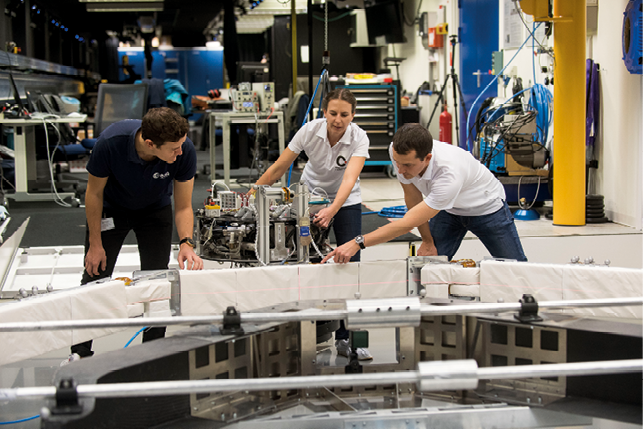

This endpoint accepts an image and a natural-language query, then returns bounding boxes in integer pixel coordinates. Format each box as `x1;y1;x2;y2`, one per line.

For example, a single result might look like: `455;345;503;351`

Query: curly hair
322;88;357;113
392;123;433;160
141;107;189;147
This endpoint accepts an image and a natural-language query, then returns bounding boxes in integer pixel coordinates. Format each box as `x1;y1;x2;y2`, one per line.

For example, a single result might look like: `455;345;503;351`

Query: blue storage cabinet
117;49;166;81
117;47;224;109
458;0;499;151
184;49;224;97
337;84;398;165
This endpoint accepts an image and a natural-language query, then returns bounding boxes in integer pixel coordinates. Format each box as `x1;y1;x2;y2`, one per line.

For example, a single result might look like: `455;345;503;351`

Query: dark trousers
332;203;362;341
429;201;528;262
71;204;173;357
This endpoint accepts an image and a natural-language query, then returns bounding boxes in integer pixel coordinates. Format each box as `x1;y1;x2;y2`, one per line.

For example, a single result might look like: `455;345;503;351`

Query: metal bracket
51;378;82;415
514;294;543;323
221;306;244;335
346;297;422;329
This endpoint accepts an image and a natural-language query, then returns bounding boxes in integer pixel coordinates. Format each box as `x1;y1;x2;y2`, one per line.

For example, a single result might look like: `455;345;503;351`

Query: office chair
80;83;149;150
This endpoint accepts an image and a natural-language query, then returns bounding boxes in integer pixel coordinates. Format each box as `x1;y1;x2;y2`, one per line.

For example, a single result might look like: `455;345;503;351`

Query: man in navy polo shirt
69;107;203;360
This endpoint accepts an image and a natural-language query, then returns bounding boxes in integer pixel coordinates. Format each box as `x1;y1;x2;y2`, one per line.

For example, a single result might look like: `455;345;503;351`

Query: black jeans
332;204;362;341
71;204;173;357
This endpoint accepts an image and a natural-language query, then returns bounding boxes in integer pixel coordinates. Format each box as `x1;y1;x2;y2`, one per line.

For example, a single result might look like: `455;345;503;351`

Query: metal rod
419;297;643;316
477;359;643;380
5;372;418;400
0;296;641;332
2;359;640;401
0;310;348;332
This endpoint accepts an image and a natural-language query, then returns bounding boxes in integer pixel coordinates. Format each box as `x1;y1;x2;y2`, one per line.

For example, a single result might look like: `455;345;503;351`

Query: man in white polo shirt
322;123;527;264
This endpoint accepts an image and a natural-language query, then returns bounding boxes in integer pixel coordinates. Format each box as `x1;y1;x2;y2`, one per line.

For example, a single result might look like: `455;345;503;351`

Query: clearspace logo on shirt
153;171;171;179
335;155;347;170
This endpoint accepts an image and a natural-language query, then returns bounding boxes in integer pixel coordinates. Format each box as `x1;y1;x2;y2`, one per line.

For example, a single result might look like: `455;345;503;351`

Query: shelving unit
337;84;398;167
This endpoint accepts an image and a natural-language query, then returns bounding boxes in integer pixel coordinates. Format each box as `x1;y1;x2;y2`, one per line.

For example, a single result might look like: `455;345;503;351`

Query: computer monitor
8;73;27;116
237;62;270;84
364;0;406;44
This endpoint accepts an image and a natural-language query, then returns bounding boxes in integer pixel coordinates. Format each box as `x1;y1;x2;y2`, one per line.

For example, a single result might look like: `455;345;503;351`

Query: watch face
182;238;195;248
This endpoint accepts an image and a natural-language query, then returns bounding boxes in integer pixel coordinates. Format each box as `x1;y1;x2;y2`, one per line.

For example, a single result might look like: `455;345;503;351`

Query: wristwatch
179;237;196;248
354;235;366;250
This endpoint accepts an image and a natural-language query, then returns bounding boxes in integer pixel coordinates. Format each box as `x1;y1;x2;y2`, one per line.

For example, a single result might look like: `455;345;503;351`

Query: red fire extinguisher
439;104;452;144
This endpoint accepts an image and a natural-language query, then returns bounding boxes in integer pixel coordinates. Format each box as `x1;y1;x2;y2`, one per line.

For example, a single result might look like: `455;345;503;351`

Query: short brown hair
141;107;189;147
392;123;433;160
322;88;357;113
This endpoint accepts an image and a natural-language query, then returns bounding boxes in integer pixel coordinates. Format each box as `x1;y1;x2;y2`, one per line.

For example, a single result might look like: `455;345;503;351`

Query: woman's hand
313;206;338;228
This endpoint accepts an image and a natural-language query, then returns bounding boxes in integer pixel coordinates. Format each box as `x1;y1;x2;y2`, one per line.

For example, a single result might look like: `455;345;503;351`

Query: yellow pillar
552;0;586;225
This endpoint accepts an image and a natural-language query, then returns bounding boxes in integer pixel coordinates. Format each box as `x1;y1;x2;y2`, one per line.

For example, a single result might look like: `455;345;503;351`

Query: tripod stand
427;35;468;148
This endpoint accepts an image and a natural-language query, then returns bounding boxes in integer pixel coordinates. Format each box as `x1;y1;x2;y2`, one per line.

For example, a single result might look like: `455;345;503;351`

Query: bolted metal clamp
221;306;244;335
417;360;479;392
514;294;543;323
52;378;82;415
346;297;421;330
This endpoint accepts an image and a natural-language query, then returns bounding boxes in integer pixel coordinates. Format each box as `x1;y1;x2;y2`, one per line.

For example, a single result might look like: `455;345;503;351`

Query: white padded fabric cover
235;265;299;311
562;265;642;319
479;260;564;304
0;280;128;366
0;293;72;366
70;280;129;345
479;260;642;319
421;264;481;299
126;303;145;318
297;263;359;301
125;280;171;306
358;260;407;298
146;299;172;318
179;269;238;315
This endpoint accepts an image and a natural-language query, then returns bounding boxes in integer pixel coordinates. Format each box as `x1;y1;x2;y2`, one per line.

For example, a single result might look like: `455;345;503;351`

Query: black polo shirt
86;119;197;211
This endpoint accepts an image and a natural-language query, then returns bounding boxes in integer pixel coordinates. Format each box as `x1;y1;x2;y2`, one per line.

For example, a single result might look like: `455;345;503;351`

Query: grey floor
0;148;641;427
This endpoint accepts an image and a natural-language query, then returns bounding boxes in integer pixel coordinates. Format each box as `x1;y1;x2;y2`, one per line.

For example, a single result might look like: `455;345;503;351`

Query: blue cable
530;84;552;147
0;415;40;425
124;327;147;348
287;70;328;186
528;21;553;148
362;205;408;218
465;22;543;151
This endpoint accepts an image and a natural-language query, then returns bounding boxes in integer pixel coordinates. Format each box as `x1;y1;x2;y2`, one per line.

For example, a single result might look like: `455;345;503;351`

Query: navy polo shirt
86;119;197;211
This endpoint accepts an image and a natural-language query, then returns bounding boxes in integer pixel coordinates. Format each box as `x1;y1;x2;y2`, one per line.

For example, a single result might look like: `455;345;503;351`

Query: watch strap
355;235;366;250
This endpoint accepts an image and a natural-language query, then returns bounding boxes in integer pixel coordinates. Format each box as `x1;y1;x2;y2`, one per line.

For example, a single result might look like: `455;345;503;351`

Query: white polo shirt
390;140;505;216
289;118;370;207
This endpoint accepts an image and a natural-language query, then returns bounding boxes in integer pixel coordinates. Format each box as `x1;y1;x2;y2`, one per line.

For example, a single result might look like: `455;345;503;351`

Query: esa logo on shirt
153;171;171;179
335;155;347;171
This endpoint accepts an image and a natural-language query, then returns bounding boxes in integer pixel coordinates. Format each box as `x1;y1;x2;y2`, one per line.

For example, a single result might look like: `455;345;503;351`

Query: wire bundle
529;83;553;147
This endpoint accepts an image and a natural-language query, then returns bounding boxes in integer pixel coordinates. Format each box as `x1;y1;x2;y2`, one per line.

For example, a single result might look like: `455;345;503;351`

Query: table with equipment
208;111;285;187
0;114;87;203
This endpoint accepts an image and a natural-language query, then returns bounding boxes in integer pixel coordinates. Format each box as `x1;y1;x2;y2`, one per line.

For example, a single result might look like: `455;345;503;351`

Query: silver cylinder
417;359;479;392
346;297;422;329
